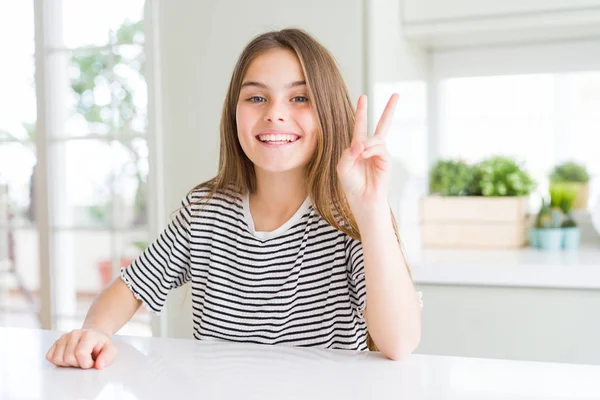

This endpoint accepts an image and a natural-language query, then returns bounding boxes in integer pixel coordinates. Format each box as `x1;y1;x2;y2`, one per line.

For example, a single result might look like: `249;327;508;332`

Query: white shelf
410;246;600;289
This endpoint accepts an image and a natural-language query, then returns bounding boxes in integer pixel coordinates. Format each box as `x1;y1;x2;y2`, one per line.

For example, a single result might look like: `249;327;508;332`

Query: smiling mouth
255;133;300;145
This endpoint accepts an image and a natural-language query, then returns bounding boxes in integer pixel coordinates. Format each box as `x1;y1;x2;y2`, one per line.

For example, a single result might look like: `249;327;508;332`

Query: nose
264;99;288;123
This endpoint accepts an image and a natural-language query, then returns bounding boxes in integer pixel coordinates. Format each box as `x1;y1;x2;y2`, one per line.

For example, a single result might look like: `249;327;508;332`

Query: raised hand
337;94;399;209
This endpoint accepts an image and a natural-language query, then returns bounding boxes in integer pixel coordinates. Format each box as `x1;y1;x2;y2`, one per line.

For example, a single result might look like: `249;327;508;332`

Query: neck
249;167;308;231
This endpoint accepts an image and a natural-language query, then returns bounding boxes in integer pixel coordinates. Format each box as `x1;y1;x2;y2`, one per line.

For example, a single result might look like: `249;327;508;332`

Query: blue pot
562;227;580;250
529;228;539;248
537;229;563;251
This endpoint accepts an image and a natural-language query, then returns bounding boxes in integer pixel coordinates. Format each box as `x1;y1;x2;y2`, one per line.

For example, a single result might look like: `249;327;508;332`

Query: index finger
352;94;368;145
374;93;399;138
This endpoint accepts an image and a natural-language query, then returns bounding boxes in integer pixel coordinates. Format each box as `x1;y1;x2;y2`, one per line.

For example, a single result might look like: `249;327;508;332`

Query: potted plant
551;183;580;250
531;198;563;250
468;156;536;197
429;159;474;196
550;162;590;210
421;156;536;248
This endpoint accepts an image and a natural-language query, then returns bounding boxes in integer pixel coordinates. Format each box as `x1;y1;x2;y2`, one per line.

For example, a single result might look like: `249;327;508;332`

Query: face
236;49;319;174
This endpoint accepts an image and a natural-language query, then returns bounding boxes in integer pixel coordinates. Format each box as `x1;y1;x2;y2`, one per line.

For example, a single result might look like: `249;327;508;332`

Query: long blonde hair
189;28;408;351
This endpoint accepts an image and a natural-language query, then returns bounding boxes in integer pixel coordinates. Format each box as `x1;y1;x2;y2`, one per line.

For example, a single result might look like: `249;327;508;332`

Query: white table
1;327;599;399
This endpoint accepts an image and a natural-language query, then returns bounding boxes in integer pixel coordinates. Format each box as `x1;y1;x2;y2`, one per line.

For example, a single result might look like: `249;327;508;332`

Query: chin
254;160;307;174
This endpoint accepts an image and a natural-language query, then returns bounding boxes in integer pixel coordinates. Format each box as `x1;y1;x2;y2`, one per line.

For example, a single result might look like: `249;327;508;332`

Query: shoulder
184;186;244;215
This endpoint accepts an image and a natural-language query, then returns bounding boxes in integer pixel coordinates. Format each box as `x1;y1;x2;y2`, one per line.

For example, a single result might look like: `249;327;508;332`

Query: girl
46;28;422;369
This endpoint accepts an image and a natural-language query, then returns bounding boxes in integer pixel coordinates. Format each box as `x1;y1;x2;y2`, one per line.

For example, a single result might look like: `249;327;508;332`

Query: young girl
46;28;422;369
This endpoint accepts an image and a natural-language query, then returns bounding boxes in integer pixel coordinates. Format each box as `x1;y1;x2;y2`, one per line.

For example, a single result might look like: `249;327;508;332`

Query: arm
337;93;421;360
354;203;421;360
82;277;143;337
47;192;195;369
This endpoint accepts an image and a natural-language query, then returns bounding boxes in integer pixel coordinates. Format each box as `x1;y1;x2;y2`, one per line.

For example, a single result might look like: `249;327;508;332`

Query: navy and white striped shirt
121;188;369;351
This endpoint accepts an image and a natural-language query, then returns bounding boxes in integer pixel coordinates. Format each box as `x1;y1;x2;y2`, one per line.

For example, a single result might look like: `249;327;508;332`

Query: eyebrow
240;80;306;90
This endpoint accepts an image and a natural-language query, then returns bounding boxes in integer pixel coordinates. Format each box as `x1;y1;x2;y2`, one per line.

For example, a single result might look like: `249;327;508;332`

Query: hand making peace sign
337;94;399;208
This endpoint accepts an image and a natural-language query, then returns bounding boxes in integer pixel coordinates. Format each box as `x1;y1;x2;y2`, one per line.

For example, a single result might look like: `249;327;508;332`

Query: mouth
255;132;301;146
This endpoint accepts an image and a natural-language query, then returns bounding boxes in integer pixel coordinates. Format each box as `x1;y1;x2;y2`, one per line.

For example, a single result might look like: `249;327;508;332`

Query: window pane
59;0;145;48
49;43;147;138
53;229;150;336
112;45;147;134
113;139;149;228
50;140;113;228
0;163;39;327
49;139;148;229
440;72;600;210
0;1;39;329
65;48;114;136
0;143;37;228
0;1;36;141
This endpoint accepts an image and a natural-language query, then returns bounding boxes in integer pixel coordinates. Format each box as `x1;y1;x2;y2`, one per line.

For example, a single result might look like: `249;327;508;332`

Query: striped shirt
121;188;369;351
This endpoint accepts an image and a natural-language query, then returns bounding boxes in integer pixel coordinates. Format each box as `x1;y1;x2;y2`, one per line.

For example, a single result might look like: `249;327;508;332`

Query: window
1;0;152;336
439;71;600;210
374;41;600;254
0;0;39;328
41;0;150;335
429;40;600;212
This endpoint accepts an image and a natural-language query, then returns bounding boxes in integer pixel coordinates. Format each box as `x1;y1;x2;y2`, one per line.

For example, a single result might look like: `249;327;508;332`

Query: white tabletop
1;327;599;400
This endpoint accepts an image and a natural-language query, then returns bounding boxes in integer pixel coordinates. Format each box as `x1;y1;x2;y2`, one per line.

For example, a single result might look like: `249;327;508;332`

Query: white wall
154;0;367;338
367;0;428;83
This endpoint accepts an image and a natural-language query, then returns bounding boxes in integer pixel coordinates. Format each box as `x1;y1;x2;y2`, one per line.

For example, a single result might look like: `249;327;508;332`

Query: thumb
94;341;118;370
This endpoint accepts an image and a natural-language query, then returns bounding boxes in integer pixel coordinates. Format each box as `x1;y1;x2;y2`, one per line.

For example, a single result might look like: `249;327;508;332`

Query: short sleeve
345;235;367;313
120;193;194;314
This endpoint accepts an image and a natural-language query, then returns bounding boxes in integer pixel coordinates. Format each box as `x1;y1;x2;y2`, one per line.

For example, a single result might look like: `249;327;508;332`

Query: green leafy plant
469;156;536;197
429;160;474;196
550;162;590;183
550;183;578;228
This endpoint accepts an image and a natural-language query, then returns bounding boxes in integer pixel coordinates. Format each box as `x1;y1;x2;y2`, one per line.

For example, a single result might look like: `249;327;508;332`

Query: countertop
410;247;600;289
1;327;599;399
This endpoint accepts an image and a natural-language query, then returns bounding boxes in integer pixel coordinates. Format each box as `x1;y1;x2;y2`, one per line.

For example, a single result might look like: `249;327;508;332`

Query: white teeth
257;134;298;143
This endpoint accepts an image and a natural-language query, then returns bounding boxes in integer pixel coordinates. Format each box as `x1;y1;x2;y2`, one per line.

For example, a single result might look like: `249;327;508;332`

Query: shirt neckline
242;192;312;241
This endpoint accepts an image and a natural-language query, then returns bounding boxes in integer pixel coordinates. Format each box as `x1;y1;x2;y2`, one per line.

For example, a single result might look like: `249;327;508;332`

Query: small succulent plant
550;183;578;228
534;198;562;229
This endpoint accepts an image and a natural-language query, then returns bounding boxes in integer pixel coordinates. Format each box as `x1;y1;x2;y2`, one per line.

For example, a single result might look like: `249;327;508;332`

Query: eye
292;96;309;103
248;96;266;103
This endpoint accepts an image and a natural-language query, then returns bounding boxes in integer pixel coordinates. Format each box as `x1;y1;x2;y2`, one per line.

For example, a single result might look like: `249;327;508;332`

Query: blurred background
1;0;599;365
0;0;150;336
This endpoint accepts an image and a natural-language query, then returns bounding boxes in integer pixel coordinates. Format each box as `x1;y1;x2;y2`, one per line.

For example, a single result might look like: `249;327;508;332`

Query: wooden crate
420;196;529;248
